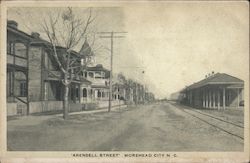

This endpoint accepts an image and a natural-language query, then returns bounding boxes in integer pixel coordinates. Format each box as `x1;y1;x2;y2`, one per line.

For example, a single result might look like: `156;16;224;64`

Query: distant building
169;91;181;101
84;64;110;101
180;72;244;109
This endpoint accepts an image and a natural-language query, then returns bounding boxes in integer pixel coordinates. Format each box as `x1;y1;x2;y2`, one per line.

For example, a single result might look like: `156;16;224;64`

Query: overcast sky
7;2;249;99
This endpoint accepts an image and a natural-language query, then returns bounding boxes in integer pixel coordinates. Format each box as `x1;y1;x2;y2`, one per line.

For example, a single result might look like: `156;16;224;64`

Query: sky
7;2;249;99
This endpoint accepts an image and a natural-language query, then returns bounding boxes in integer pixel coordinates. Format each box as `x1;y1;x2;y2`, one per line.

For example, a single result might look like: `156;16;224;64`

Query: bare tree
40;7;96;119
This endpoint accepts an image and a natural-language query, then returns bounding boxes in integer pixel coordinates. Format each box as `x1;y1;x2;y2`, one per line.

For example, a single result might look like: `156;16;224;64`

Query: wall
29;101;63;113
28;46;42;101
7;103;17;116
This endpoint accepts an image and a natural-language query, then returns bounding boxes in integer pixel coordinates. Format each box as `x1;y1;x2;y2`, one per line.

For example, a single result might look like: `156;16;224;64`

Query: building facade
7;20;31;115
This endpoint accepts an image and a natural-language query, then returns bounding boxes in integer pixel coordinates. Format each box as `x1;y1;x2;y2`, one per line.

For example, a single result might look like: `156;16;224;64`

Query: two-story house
7;20;31;115
84;64;110;101
7;20;93;116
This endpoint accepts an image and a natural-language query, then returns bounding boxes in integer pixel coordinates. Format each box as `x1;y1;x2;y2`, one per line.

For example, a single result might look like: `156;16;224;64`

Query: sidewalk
55;104;128;117
7;105;128;123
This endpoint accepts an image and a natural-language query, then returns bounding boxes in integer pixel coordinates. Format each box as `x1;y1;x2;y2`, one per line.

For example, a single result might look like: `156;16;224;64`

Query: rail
171;103;244;141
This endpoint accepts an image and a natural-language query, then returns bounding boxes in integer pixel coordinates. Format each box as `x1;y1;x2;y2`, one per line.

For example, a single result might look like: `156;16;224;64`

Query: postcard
0;1;249;162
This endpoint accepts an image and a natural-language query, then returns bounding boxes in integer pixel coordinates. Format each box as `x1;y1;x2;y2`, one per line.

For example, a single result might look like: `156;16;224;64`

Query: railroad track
188;109;244;128
172;104;244;141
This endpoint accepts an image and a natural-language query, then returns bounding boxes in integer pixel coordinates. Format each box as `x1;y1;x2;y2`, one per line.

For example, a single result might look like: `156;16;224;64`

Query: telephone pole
98;31;127;112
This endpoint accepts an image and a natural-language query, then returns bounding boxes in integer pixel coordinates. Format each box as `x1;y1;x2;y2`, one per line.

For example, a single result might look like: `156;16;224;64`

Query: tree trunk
63;85;69;120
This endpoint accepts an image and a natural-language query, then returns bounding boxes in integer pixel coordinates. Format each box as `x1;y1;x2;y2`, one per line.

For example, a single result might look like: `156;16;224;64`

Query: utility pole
98;31;127;112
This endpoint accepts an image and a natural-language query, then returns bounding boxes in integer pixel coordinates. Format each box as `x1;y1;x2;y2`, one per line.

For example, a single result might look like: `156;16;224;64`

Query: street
8;102;243;151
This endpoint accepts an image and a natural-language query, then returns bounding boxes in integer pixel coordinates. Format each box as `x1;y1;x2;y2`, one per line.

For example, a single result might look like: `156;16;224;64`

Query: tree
117;73;127;85
40;7;96;119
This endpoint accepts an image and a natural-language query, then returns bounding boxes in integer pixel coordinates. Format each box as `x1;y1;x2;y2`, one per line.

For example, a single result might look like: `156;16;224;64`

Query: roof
113;83;126;88
7;20;80;58
7;26;33;41
79;40;94;57
184;73;244;91
87;64;110;72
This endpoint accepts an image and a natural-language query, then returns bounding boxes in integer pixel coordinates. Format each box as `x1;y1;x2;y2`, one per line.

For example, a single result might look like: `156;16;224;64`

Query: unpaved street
8;102;243;151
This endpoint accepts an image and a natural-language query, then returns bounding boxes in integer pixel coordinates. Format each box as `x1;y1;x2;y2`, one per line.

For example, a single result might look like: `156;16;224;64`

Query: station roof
183;73;244;91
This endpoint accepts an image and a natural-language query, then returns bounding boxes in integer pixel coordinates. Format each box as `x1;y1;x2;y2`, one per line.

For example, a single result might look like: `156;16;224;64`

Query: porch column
237;88;240;109
209;90;212;108
203;91;205;108
205;91;208;108
213;90;216;109
217;90;220;110
80;87;82;103
79;85;81;103
223;87;226;110
190;91;192;106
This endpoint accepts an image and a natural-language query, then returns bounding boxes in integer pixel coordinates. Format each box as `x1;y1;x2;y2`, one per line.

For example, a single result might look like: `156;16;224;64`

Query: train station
180;72;244;110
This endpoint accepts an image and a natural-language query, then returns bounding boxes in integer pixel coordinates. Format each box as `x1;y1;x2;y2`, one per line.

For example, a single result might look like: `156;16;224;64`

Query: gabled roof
185;73;244;91
79;40;94;57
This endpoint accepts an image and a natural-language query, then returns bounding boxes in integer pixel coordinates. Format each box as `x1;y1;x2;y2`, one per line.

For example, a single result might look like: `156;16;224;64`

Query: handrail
13;95;27;104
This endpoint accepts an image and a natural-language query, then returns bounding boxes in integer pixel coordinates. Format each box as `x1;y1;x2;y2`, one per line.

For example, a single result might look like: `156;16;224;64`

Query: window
19;81;27;97
89;72;94;78
46;81;62;100
76;87;79;98
15;43;27;58
95;71;105;79
7;42;15;55
97;90;101;98
83;88;87;97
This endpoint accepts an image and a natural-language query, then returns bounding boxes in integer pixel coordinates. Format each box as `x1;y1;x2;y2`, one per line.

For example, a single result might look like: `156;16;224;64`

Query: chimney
31;32;40;39
7;20;18;29
212;71;215;75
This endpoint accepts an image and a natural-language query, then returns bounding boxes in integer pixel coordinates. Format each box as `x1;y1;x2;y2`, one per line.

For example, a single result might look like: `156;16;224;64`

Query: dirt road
7;102;243;151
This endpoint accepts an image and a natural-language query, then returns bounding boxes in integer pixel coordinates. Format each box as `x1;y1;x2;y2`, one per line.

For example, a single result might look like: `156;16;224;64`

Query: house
7;20;31;115
112;83;126;101
7;20;93;116
84;64;110;101
180;72;244;109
